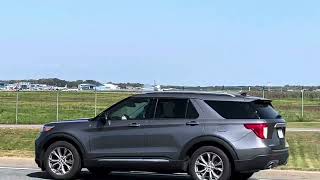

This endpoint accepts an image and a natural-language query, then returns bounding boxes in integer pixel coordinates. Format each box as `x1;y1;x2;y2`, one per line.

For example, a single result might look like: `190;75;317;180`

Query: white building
78;84;96;91
96;83;119;91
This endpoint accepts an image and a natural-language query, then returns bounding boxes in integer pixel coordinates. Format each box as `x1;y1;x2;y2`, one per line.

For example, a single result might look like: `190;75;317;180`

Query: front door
89;97;156;158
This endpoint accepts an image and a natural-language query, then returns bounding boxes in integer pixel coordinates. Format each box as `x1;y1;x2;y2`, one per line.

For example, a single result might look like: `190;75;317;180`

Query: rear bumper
234;148;289;173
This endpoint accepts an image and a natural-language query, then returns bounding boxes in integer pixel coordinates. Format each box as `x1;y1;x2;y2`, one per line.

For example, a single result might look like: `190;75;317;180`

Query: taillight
244;123;268;139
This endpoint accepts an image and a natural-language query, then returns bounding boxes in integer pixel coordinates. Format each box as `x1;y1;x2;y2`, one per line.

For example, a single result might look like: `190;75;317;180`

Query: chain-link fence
0;91;132;124
0;90;319;124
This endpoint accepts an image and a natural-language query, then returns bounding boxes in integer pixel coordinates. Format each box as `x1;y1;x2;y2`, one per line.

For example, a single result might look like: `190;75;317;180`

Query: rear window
205;100;280;119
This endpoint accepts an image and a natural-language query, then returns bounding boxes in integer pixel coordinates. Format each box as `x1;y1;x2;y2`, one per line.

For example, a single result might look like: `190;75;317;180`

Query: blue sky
0;0;319;86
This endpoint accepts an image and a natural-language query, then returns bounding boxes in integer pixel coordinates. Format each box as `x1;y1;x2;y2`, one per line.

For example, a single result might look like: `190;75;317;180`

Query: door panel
144;119;205;160
89;120;148;158
88;97;156;158
143;98;205;160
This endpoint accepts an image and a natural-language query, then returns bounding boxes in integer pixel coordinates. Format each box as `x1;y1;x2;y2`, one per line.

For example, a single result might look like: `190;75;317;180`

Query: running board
97;159;170;163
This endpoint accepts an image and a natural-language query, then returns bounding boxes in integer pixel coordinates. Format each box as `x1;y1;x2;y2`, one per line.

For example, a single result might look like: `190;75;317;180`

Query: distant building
17;82;31;90
78;84;96;91
0;82;6;90
96;83;119;91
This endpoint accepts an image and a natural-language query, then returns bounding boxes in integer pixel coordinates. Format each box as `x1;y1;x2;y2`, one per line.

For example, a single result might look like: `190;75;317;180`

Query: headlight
41;125;55;132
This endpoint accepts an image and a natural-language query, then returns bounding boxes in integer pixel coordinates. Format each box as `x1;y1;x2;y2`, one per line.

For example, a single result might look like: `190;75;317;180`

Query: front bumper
234;148;289;172
35;134;45;170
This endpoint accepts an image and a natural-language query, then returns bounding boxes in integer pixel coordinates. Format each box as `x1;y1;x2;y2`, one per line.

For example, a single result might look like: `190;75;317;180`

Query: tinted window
155;99;188;119
186;100;199;119
109;97;155;120
205;100;279;119
253;101;280;119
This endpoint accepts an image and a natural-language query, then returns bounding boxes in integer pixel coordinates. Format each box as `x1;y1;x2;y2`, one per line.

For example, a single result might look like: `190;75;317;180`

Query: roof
133;91;270;102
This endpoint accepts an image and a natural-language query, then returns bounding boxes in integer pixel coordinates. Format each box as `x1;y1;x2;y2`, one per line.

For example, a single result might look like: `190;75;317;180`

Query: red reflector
244;123;268;139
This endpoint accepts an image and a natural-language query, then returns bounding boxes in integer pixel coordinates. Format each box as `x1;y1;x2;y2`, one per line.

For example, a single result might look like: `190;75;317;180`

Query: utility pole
94;87;97;116
301;89;304;117
15;90;19;124
56;90;59;122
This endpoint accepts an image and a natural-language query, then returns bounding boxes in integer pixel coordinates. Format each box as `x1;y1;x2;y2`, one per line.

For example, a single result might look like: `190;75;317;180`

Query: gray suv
35;92;289;180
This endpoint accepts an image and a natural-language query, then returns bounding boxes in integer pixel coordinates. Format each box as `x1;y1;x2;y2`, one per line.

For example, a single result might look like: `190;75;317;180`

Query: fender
179;135;239;160
41;132;88;159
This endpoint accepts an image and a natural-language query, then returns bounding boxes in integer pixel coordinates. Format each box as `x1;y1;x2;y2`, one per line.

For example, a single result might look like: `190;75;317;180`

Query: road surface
0;158;320;180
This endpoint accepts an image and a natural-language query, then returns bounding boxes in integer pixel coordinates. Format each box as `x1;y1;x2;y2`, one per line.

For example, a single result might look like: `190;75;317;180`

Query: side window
109;97;155;120
205;101;258;119
186;100;199;119
155;98;188;119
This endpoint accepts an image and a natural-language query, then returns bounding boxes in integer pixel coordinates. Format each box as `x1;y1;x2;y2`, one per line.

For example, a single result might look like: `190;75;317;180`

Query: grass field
0;92;132;124
281;132;320;171
0;91;319;124
0;129;319;171
287;122;320;128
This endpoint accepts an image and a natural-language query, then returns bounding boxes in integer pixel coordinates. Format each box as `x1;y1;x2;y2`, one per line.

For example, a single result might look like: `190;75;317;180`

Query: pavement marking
0;166;39;171
287;128;320;132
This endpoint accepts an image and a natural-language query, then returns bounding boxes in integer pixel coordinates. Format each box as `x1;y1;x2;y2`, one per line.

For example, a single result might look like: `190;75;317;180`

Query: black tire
88;167;111;176
189;146;231;180
233;172;254;180
44;141;82;180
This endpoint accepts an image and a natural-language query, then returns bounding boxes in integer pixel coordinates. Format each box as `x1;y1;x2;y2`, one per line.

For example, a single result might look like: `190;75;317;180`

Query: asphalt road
0;167;320;180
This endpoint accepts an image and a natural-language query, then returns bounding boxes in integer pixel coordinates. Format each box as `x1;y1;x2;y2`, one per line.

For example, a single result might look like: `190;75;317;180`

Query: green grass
273;98;320;122
0;91;320;124
280;132;320;171
287;122;320;128
0;129;319;171
0;92;132;124
0;128;39;157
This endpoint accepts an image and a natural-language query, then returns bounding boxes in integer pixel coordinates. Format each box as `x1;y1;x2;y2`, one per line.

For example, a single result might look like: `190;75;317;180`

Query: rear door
143;98;204;160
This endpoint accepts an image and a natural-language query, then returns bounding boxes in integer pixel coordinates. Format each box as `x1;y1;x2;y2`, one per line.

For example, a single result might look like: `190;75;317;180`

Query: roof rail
213;92;236;97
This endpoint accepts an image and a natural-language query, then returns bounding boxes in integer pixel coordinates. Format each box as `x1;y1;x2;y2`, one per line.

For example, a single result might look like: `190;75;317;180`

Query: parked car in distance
35;92;289;180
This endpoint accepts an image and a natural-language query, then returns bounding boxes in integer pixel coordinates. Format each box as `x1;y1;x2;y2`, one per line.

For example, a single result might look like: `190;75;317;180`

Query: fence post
15;91;19;124
94;89;97;116
56;90;59;122
301;89;304;117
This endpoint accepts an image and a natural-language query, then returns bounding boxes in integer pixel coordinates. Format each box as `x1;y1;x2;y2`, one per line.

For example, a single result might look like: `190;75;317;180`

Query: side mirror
99;112;109;126
104;113;111;126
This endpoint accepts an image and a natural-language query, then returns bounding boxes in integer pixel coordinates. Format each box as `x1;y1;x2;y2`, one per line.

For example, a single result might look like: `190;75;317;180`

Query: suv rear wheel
44;141;81;180
189;146;231;180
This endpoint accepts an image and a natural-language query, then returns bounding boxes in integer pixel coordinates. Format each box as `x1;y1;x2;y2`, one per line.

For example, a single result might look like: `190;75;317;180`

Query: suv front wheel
189;146;231;180
44;141;82;180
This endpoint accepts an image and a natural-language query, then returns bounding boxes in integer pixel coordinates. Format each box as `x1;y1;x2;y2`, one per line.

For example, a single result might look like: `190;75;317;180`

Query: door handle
186;121;200;126
128;123;141;127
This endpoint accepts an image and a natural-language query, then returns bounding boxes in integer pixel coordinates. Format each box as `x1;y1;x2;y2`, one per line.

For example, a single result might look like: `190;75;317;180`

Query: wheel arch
40;133;86;169
179;136;239;169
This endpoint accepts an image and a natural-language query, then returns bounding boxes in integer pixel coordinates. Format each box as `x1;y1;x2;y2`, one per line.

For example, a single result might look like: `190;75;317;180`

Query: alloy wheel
48;147;74;175
194;152;224;180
